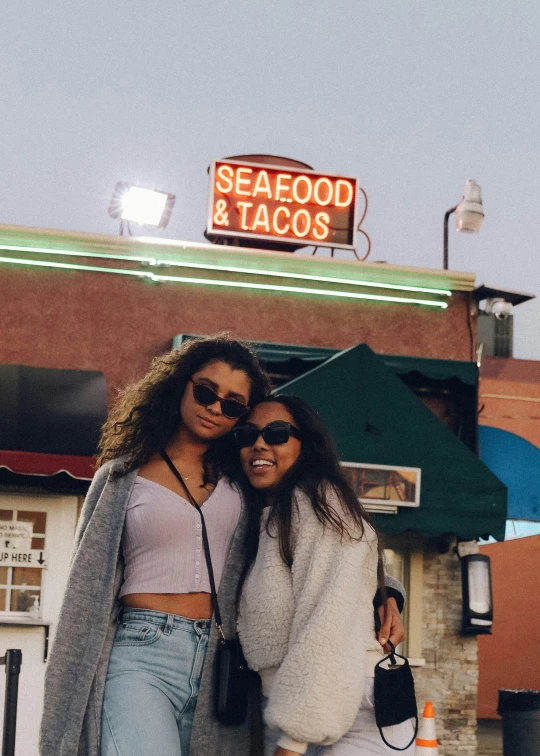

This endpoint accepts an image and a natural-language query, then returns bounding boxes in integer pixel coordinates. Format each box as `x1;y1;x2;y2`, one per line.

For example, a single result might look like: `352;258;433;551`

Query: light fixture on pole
443;179;484;270
108;182;176;235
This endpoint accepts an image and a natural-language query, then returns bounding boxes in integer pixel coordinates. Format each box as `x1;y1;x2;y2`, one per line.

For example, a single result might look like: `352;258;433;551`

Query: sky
2;1;540;358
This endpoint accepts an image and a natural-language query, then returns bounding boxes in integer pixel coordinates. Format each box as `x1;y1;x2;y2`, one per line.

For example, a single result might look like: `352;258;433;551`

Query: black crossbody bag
160;450;250;726
373;640;418;751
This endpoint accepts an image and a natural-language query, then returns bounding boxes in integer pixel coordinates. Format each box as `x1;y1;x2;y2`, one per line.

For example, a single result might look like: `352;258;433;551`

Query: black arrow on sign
37;552;45;565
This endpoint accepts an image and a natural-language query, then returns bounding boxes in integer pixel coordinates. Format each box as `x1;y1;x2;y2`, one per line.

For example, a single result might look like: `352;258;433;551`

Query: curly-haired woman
39;335;270;756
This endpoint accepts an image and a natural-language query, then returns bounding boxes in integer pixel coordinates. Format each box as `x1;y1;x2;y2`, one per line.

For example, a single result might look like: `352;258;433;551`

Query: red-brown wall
477;535;540;718
2;266;473;401
479;357;540;449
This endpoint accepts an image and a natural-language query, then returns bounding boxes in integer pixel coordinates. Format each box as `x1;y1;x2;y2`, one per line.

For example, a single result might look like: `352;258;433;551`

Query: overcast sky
2;1;539;358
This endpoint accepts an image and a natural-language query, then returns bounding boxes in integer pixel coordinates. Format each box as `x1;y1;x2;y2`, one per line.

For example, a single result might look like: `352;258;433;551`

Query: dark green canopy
275;344;506;541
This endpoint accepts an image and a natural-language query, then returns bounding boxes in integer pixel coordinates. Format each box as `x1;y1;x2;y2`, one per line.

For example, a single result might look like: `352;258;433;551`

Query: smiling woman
235;407;303;491
236;395;414;755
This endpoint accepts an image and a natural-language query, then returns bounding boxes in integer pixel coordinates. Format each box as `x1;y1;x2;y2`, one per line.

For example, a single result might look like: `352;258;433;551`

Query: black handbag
373;640;418;751
161;450;250;726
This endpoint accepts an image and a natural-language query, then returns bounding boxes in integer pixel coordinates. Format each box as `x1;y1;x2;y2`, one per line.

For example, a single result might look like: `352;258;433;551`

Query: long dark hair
237;394;387;597
97;334;271;477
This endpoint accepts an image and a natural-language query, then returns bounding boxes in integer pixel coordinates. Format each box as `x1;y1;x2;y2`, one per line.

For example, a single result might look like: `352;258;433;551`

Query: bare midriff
122;592;213;620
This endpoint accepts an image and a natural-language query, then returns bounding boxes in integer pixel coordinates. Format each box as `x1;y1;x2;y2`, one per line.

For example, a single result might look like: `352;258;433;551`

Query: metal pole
443;206;456;270
1;649;22;756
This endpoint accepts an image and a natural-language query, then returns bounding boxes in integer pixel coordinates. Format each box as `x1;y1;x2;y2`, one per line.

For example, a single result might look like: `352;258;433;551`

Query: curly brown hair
97;334;271;477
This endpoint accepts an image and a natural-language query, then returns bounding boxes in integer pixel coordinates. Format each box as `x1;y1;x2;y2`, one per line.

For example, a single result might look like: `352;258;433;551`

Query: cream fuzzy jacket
237;487;383;753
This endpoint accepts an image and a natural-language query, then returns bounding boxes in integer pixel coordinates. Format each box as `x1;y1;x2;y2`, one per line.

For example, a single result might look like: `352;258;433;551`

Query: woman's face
179;359;252;442
239;402;302;491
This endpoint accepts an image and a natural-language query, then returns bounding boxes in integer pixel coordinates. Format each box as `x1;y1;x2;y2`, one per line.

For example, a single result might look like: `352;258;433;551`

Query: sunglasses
190;380;249;419
232;421;302;448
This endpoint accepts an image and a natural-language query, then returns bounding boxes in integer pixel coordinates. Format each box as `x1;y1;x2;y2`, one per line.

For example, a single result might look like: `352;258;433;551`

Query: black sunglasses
232;421;302;448
190;379;249;419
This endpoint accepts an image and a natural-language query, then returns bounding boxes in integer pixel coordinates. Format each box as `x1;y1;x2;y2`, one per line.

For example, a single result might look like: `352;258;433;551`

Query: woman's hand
377;596;405;652
274;749;302;756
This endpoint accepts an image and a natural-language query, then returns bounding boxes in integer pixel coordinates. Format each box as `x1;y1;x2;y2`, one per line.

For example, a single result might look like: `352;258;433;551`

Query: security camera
485;298;513;320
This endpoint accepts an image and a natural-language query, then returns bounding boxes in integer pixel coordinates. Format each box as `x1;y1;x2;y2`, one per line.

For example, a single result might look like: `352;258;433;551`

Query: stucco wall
1;265;473;402
477;535;540;718
479;361;540;449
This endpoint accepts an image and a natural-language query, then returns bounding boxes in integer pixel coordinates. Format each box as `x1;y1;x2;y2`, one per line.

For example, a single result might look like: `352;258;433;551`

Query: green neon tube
0;255;448;308
154;272;448;307
0;243;452;296
0;243;157;266
0;255;149;278
156;259;452;296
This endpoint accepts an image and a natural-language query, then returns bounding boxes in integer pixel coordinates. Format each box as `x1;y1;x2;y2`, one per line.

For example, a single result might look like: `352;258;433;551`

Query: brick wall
413;545;478;756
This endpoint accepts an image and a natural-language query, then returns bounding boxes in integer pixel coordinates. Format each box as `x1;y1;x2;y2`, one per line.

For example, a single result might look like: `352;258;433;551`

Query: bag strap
376;641;419;751
160;449;226;642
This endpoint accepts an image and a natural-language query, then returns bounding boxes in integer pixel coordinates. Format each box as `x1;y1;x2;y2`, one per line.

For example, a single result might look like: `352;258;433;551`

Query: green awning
173;334;478;387
274;344;506;541
381;354;478;386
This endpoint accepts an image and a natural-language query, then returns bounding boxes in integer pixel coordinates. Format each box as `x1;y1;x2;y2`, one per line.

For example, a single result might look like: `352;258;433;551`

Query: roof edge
0;223;477;292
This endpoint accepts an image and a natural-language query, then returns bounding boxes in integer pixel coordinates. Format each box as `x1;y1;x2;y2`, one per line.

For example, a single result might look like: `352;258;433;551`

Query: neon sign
207;159;358;250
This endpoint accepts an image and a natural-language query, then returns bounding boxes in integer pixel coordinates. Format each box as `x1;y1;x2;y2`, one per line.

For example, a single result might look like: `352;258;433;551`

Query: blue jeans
101;609;210;756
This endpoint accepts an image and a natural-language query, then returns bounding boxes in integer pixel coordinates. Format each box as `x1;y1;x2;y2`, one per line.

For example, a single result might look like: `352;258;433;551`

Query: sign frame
340;461;422;513
206;158;358;251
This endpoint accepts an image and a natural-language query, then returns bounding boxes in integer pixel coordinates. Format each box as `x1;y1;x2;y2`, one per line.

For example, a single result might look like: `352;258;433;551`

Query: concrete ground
477;719;503;756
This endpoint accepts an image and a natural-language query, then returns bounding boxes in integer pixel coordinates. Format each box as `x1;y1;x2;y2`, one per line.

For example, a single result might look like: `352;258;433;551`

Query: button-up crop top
119;476;242;598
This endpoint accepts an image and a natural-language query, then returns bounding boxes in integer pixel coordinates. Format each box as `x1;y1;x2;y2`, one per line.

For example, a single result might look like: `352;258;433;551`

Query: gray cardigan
39;458;252;756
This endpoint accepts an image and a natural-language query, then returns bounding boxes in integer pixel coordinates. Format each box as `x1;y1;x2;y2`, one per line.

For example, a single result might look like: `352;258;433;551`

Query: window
0;508;47;616
381;539;424;665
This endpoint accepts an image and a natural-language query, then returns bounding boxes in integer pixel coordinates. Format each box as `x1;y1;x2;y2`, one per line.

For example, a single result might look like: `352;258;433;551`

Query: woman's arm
375;575;407;651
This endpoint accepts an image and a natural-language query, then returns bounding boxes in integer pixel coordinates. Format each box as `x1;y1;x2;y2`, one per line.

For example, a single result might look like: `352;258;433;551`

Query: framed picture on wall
340;462;421;514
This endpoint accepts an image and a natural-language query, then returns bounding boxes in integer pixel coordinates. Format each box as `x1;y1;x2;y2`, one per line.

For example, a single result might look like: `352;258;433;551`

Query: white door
0;493;78;756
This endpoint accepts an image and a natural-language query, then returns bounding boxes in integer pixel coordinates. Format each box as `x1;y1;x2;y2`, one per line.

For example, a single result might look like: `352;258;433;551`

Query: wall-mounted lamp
458;546;493;635
108;182;176;235
443;179;484;270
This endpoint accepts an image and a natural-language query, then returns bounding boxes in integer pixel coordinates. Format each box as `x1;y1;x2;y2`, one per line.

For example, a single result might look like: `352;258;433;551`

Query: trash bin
497;689;540;756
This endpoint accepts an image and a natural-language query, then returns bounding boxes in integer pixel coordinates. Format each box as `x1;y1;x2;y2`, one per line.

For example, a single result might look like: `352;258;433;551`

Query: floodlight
108;182;175;231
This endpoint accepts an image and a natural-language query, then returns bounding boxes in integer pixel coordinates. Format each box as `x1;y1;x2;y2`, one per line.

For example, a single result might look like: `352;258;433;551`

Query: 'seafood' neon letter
314;177;333;206
275;173;292;202
292;175;312;205
252;170;272;199
235;168;253;197
335;179;354;207
216;164;234;193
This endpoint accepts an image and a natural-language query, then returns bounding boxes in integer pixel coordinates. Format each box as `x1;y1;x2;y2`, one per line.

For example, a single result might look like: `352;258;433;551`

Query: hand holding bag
373;640;418;751
160;450;249;726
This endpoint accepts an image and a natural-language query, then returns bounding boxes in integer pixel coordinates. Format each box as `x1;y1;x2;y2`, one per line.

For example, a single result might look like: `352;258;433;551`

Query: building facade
0;224;506;755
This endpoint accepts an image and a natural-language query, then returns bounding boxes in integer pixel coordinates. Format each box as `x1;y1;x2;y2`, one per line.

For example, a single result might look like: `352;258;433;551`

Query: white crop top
119;476;242;598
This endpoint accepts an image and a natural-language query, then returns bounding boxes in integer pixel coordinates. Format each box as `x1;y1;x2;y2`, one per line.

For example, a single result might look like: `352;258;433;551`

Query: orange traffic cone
415;702;438;754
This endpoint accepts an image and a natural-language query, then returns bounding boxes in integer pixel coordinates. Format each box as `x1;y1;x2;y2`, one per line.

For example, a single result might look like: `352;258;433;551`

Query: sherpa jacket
237;488;383;754
39;457;252;756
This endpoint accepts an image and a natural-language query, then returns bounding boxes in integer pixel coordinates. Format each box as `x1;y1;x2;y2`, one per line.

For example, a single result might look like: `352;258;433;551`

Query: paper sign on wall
0;521;32;550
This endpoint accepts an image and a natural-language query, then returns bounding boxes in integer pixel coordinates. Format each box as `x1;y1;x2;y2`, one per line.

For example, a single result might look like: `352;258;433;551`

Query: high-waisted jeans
100;609;210;756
